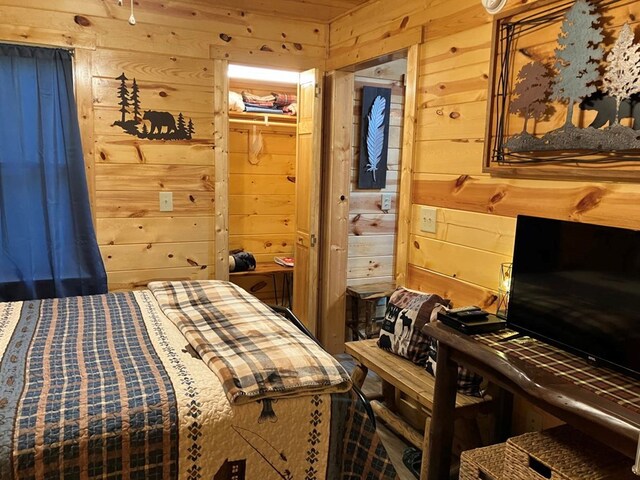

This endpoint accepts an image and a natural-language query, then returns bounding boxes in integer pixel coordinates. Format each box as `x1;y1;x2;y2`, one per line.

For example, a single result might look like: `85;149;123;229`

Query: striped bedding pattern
0;285;395;480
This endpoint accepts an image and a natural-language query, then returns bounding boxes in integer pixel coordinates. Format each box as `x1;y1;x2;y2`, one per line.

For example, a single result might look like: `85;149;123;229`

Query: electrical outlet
381;193;392;211
420;206;437;233
159;192;173;212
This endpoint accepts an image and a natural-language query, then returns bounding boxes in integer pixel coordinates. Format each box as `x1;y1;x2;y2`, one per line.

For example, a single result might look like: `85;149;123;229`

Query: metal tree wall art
358;86;391;189
111;72;195;141
551;0;604;128
486;0;640;181
509;60;555;134
602;22;640;125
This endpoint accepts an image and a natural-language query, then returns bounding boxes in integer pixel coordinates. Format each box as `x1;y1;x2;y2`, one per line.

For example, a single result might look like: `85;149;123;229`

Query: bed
0;280;396;479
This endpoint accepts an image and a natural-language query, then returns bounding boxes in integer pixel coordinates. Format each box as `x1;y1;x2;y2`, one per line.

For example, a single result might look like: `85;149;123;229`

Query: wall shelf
229;111;297;128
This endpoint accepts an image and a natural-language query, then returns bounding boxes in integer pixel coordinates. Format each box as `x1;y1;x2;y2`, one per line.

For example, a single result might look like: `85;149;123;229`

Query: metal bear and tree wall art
112;72;195;140
506;0;640;153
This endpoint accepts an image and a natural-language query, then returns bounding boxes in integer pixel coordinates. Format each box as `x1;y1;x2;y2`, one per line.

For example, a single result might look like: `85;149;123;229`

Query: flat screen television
507;215;640;379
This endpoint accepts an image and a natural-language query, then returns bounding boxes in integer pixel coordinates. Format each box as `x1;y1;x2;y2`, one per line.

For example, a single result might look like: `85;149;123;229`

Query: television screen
508;215;640;378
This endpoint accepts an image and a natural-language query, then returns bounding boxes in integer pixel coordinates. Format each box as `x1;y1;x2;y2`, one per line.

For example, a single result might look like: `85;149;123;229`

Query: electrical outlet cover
159;191;173;212
381;193;392;210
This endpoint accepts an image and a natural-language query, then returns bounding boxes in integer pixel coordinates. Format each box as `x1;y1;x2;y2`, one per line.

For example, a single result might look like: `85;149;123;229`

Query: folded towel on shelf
244;105;285;114
242;91;276;107
273;92;297;108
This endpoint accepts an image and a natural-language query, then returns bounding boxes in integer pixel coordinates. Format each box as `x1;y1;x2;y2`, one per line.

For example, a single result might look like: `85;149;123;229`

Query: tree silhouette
602;22;640;125
141;123;149;137
187;118;195;139
177;112;186;135
551;0;604;128
130;78;141;122
116;73;130;124
509;60;554;133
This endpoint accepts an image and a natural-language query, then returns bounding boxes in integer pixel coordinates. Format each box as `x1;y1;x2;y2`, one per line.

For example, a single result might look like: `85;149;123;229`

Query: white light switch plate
159;192;173;212
420;206;437;233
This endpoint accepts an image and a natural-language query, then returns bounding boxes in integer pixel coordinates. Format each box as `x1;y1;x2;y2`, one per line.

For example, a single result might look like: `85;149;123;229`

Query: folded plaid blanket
273;92;297;107
149;280;352;404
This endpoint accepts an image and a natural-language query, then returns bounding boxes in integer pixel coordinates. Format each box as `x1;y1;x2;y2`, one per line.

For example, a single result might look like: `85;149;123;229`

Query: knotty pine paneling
0;0;325;290
328;0;640;318
228;111;296;302
348;60;406;286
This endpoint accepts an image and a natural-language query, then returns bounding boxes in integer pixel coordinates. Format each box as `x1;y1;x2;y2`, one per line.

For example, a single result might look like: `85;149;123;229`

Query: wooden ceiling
191;0;371;22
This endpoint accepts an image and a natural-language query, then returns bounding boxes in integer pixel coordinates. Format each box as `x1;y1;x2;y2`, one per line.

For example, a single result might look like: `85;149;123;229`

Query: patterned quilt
0;287;396;480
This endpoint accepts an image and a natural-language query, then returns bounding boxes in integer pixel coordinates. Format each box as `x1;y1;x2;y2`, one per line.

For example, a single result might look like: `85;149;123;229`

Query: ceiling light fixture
228;64;300;84
481;0;507;14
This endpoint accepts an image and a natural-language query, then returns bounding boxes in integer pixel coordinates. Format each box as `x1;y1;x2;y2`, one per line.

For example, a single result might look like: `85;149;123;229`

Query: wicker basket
459;443;505;480
503;425;636;480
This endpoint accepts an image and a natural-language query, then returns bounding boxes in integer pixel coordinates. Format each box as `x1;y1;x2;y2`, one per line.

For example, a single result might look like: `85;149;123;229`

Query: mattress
0;282;396;479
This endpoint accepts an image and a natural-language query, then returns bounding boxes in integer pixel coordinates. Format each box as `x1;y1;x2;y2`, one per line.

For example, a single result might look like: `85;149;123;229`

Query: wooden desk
423;322;640;480
230;263;293;307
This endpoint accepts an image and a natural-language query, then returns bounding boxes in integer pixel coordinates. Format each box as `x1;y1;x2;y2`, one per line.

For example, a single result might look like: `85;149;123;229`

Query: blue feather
366;96;386;182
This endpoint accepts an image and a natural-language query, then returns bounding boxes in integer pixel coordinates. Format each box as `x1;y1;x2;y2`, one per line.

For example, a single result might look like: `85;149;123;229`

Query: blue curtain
0;44;107;301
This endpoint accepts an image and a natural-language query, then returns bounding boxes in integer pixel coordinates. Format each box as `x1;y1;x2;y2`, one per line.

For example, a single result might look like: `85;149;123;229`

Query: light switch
159;192;173;212
420;206;437;233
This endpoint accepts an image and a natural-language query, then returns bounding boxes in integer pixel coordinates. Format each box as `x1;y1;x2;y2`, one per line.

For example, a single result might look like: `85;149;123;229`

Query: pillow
377;287;451;365
229;91;245;112
423;307;484;397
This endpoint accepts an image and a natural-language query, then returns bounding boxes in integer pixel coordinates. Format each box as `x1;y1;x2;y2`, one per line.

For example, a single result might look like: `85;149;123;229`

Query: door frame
318;44;420;353
213;59;230;281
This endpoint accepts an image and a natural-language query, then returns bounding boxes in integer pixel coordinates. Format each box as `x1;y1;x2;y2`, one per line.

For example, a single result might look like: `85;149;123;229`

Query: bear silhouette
579;91;640;130
378;333;392;350
143;110;177;135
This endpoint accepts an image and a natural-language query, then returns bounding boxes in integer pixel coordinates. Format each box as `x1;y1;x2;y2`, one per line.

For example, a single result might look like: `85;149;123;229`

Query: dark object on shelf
228;251;256;272
437;311;506;334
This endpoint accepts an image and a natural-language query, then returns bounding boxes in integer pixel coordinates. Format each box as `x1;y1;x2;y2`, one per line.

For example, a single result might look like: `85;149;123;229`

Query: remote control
448;305;481;314
456;309;489;319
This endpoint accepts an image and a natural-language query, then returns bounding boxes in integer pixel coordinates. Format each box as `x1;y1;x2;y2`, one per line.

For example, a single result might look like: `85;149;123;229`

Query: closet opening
227;63;300;308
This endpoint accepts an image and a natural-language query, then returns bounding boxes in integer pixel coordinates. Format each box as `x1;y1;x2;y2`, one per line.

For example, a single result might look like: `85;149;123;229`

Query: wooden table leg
424;343;458;480
350;296;360;341
492;388;514;443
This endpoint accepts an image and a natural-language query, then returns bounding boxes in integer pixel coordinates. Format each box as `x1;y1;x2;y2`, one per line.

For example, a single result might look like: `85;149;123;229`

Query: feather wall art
358;86;391;189
366;96;386;182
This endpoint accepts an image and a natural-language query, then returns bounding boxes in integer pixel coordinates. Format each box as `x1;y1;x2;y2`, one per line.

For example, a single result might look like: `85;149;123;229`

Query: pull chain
128;0;136;25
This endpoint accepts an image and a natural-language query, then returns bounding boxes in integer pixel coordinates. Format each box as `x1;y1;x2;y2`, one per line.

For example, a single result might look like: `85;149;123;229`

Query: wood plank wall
348;59;406;287
0;0;325;290
329;0;640;312
228;80;297;302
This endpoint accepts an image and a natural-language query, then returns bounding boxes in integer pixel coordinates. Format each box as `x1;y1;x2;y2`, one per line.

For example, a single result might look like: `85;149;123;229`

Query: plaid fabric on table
476;330;640;415
149;280;352;404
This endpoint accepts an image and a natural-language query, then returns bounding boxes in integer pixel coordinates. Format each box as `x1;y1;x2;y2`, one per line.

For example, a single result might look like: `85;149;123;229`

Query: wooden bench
346;339;493;479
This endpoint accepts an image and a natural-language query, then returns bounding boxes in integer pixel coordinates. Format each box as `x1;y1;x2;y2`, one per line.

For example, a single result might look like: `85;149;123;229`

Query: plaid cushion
377;287;450;365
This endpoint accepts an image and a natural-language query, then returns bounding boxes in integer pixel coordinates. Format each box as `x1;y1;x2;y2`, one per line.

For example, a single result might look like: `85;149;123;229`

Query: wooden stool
346;282;395;340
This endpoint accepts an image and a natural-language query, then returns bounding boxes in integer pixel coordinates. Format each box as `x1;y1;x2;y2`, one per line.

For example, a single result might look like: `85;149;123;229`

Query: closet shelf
229;111;297;128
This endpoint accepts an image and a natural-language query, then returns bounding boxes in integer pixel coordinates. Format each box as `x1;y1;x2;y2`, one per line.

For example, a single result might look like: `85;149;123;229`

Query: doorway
320;47;418;353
